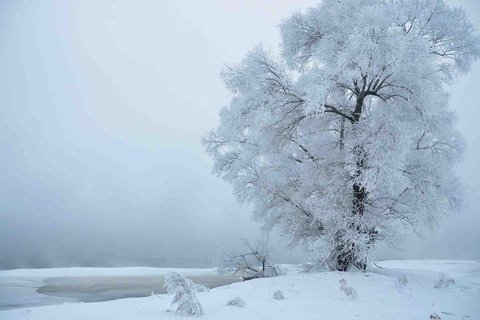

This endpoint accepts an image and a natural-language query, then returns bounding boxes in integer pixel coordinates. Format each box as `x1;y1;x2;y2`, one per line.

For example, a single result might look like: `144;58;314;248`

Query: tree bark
331;94;371;271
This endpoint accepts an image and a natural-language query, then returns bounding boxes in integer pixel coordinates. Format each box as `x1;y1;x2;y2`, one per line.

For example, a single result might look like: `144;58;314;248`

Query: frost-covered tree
203;0;479;271
164;272;204;317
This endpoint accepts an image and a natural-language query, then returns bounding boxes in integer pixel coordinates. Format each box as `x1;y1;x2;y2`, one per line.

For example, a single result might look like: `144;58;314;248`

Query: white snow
1;260;479;320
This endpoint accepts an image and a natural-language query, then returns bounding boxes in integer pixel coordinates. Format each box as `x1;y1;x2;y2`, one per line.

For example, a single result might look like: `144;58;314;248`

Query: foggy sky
0;0;479;269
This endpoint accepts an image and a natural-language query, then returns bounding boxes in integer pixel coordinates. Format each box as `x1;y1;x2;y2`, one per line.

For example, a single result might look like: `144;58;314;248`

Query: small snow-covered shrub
164;272;204;317
218;240;284;280
339;279;357;300
194;284;210;292
226;297;245;307
396;275;408;287
301;262;315;273
301;258;329;273
273;290;285;300
430;313;442;319
433;273;455;288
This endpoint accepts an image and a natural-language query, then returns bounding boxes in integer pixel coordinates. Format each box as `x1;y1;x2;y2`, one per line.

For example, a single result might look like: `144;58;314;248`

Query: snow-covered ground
1;260;479;320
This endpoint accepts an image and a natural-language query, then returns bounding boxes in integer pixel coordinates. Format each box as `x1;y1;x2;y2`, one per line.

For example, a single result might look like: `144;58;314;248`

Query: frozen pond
0;269;239;310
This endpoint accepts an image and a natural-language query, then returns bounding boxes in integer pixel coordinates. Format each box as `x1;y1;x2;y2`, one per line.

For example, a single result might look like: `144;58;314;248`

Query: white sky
0;0;478;268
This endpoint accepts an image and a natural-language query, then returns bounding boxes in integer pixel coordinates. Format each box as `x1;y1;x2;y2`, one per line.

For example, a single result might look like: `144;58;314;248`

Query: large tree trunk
329;94;373;271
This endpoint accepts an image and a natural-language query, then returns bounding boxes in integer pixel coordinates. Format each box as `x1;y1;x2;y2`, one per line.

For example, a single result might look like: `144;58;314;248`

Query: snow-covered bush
396;275;408;287
273;290;285;300
433;273;455;288
430;313;442;319
301;262;315;273
218;240;284;280
164;272;204;317
225;297;245;308
339;279;357;300
194;284;210;293
301;253;331;272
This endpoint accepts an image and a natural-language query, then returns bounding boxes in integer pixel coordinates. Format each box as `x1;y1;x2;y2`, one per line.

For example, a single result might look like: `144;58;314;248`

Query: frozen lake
0;268;239;310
